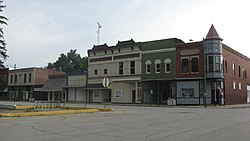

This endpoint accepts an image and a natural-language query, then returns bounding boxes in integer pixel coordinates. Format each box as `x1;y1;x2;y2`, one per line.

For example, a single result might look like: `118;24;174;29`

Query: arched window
145;60;152;74
164;58;171;73
154;59;161;73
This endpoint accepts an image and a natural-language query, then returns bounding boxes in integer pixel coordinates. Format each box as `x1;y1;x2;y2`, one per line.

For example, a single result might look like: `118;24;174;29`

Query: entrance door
132;90;136;103
88;91;93;102
247;85;250;103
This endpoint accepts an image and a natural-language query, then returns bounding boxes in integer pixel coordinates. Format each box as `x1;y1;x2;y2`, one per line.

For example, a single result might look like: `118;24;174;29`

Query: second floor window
224;59;228;74
164;58;171;73
191;57;198;72
14;74;17;83
28;73;32;83
208;56;213;72
104;69;107;74
182;58;188;73
155;64;161;73
243;68;247;78
239;65;241;77
165;63;171;73
94;69;98;75
145;60;152;74
24;74;27;83
215;56;220;71
155;59;161;73
130;61;135;74
119;62;123;75
233;63;236;76
146;64;151;74
10;75;13;84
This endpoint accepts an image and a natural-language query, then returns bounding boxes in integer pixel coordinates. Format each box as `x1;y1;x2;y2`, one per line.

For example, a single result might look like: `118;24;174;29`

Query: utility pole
203;39;207;108
97;22;101;45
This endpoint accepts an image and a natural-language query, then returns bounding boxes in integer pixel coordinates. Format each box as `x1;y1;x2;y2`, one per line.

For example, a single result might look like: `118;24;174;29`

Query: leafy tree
0;0;8;68
47;49;88;74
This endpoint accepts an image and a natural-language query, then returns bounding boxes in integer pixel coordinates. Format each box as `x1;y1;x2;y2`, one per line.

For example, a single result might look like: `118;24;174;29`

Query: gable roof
205;24;222;41
35;77;67;92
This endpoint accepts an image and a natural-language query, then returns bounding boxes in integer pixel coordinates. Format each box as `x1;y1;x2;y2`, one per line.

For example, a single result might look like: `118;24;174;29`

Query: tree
47;49;88;74
0;0;8;68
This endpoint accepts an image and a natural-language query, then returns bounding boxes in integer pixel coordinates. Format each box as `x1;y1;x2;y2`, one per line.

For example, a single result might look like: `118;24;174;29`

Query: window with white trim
154;59;161;73
164;58;171;73
130;61;135;74
239;82;242;90
114;90;122;98
233;81;236;89
145;60;152;74
191;57;199;73
119;62;123;75
182;58;189;73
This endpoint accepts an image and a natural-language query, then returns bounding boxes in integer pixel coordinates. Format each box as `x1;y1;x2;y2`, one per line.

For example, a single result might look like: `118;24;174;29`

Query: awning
83;83;106;90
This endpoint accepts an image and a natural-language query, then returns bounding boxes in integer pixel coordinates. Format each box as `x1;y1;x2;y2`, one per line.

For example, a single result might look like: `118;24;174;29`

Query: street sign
102;78;109;88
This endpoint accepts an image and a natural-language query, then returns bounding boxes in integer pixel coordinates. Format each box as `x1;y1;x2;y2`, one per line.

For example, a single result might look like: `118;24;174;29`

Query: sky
2;0;250;69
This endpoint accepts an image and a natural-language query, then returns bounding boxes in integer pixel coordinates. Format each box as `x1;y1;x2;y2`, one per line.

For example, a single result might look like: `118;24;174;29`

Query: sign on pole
102;78;109;88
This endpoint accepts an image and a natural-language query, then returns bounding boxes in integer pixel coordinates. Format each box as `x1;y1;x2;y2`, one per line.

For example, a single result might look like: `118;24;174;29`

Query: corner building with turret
87;25;250;105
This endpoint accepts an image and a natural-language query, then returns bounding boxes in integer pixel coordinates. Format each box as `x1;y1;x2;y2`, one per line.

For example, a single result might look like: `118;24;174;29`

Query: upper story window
164;58;171;73
14;74;17;83
104;69;107;74
238;65;241;77
28;73;32;83
233;63;236;76
191;57;198;73
24;74;27;83
239;82;242;90
182;58;189;73
10;75;13;84
130;61;135;74
119;62;123;75
154;59;161;73
243;68;247;78
215;56;220;71
208;56;214;72
224;59;228;74
145;60;151;74
94;69;98;75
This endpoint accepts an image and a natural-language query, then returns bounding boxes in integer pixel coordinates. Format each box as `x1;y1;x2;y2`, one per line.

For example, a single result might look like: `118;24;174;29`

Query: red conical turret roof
205;24;222;41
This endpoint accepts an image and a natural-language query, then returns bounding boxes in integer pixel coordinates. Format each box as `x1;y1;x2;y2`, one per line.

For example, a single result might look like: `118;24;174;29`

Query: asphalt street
0;102;250;141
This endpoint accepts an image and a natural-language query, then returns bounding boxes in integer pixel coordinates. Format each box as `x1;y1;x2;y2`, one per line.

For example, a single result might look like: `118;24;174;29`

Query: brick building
86;25;250;105
8;67;65;101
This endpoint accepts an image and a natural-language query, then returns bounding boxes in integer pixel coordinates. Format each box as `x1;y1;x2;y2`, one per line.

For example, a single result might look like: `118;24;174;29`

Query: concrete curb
0;106;113;117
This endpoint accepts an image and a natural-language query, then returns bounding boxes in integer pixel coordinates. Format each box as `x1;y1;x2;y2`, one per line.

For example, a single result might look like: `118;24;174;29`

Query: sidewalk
1;100;250;109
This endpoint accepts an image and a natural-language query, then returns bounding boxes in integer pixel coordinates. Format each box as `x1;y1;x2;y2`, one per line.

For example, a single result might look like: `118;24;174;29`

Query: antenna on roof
97;22;101;45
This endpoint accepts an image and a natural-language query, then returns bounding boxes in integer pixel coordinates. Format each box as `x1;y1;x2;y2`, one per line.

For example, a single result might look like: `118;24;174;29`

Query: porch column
52;91;55;101
47;92;50;102
61;91;64;102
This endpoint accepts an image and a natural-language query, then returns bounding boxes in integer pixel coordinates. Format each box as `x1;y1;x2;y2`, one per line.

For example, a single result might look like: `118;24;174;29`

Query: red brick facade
223;44;250;104
176;42;204;79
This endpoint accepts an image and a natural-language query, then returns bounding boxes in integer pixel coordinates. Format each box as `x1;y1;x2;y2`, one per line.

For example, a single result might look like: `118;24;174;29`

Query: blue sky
2;0;250;68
